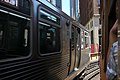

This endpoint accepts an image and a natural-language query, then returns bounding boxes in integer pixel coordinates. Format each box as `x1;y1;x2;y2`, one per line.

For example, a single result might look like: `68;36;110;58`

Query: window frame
38;5;61;56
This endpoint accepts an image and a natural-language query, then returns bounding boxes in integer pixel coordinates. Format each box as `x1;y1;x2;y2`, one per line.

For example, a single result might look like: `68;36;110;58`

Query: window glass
71;27;75;50
0;0;18;7
51;0;56;6
91;30;94;44
47;0;56;6
98;0;100;7
90;20;93;28
0;25;3;47
88;24;89;29
75;28;81;68
47;0;51;2
0;12;30;60
39;9;60;25
39;22;60;54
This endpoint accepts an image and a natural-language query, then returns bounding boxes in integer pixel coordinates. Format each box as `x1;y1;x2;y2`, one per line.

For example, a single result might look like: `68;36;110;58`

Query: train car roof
39;0;89;32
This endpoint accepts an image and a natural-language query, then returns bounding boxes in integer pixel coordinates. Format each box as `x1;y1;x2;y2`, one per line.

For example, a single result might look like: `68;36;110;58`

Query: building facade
79;0;101;52
70;0;79;20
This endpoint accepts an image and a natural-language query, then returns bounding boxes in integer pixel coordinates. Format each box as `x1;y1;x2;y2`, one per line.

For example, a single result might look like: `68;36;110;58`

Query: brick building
79;0;101;52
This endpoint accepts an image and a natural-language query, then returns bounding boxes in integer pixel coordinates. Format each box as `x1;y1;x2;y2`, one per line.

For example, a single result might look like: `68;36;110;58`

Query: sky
62;0;70;16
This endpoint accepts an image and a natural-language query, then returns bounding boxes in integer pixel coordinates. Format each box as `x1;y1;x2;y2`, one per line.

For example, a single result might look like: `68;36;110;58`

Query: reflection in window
39;22;60;54
0;12;30;60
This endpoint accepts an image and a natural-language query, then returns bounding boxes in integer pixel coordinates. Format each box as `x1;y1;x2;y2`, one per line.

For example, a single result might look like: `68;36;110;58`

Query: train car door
74;28;81;69
69;26;81;73
69;26;76;73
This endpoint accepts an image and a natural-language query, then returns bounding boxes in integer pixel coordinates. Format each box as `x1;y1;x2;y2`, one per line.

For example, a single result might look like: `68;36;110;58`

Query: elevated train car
100;0;120;79
0;0;90;80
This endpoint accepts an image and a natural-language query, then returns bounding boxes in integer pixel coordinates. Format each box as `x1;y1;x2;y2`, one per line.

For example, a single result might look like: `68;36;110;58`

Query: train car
0;0;90;80
100;0;120;79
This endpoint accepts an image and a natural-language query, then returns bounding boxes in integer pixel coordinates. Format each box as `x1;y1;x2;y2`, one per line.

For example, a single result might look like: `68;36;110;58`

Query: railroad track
82;61;100;80
73;61;100;80
77;61;100;80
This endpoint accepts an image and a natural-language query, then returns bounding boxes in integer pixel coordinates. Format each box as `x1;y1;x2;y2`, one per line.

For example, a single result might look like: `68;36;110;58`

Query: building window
98;7;100;14
99;29;101;35
88;24;89;29
90;20;93;28
99;18;101;24
91;30;94;44
85;32;88;36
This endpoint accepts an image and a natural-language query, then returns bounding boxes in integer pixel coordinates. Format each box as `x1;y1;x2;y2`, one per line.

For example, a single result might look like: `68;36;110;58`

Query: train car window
38;7;61;55
69;26;76;73
0;0;18;7
19;0;30;15
39;9;60;25
0;0;30;15
71;27;75;50
75;28;81;68
0;24;3;47
39;22;60;54
0;12;30;60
